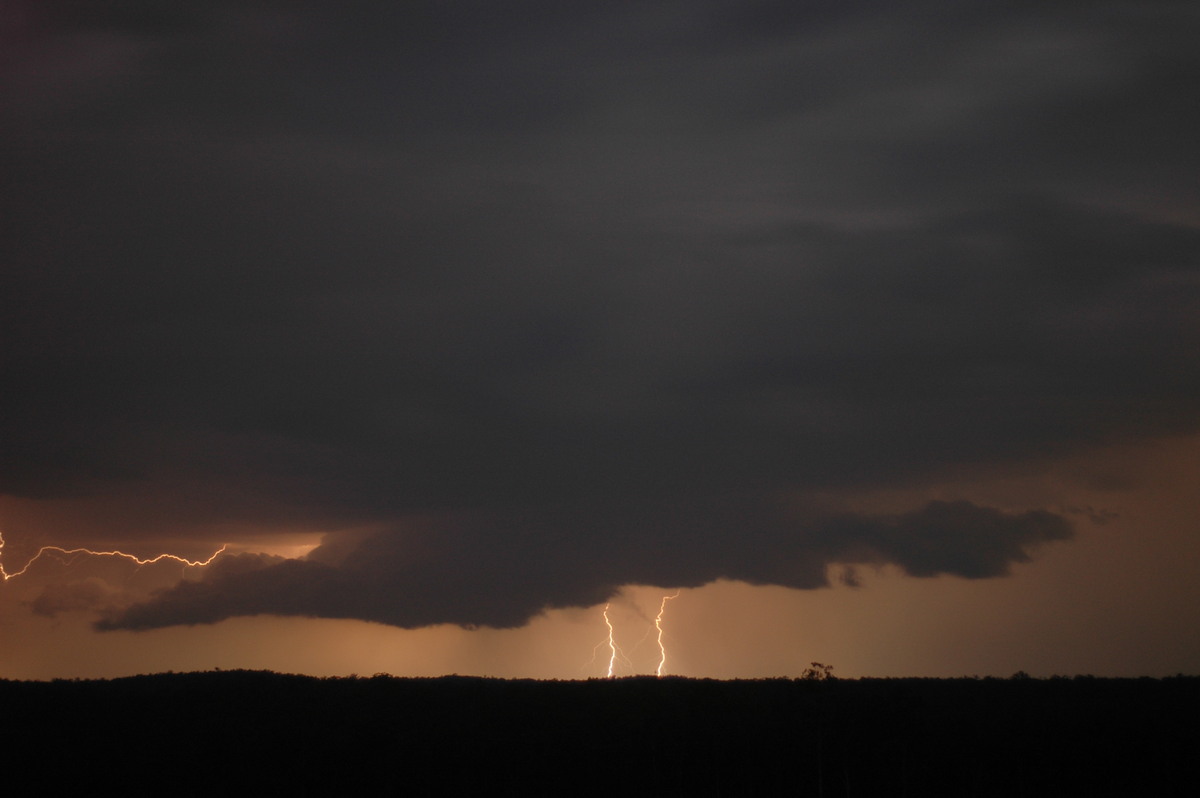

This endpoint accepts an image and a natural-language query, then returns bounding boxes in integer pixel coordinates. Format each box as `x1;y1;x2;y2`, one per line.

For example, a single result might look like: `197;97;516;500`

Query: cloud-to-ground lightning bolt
0;530;227;582
583;602;633;678
587;593;682;677
604;603;621;678
604;600;633;676
655;591;680;677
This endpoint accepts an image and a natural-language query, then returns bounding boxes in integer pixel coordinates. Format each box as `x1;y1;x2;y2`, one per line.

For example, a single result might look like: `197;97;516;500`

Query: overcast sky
3;1;1198;679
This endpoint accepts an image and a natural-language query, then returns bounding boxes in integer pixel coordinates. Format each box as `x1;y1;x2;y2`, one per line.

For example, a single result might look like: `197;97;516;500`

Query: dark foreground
2;672;1196;796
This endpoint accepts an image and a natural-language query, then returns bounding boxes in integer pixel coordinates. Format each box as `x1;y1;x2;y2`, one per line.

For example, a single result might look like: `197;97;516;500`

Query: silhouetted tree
801;661;835;681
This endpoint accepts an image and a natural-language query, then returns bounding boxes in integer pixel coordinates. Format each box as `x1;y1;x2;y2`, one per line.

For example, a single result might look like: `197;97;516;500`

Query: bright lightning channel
0;530;226;582
591;592;681;678
603;602;621;678
654;591;681;677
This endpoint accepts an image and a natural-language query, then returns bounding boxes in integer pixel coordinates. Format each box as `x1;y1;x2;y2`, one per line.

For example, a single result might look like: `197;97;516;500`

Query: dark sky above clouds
2;1;1197;635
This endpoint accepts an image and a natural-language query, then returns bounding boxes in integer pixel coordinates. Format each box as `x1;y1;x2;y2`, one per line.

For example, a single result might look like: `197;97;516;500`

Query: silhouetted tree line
1;671;1195;797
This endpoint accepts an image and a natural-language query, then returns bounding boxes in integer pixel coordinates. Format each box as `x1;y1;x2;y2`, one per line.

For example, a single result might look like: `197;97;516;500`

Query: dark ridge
3;672;1196;797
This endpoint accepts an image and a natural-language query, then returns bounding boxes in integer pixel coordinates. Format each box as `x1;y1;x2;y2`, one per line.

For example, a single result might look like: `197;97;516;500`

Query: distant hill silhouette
3;672;1195;796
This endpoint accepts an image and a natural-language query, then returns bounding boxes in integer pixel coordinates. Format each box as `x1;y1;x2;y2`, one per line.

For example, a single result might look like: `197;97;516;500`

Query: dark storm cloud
3;2;1196;627
99;500;1071;630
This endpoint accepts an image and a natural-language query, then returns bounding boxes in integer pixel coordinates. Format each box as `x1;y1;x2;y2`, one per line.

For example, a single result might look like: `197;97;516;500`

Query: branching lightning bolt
588;592;681;678
602;602;633;678
654;591;680;677
603;603;617;677
0;530;226;582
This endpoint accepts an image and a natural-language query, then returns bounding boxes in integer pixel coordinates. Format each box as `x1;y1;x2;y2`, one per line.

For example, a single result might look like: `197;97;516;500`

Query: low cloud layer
99;500;1071;630
2;2;1194;631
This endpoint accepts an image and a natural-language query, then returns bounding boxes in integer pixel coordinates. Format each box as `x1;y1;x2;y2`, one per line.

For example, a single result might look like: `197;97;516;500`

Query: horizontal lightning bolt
0;531;226;582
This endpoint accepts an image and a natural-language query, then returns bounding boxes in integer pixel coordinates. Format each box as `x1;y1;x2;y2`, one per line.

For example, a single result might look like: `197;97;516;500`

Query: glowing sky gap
655;592;680;677
0;531;227;582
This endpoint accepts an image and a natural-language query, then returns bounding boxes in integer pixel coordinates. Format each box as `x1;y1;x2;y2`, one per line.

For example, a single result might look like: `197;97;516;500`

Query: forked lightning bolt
654;591;681;677
603;603;617;677
602;602;634;678
0;530;226;582
591;593;681;677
